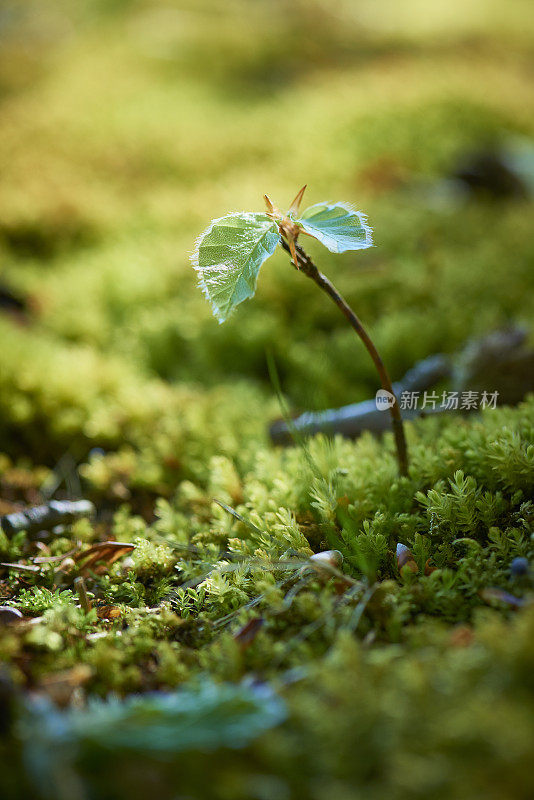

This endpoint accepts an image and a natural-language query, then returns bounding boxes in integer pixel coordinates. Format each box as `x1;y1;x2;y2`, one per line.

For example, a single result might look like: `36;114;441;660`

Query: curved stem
281;238;408;477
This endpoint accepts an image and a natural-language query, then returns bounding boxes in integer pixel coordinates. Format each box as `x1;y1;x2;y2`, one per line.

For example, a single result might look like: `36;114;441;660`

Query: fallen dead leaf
73;541;136;575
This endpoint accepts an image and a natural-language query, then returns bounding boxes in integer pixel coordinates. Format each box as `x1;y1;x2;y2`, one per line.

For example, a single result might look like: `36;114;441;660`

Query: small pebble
310;550;344;569
510;557;529;578
0;606;23;624
396;543;418;573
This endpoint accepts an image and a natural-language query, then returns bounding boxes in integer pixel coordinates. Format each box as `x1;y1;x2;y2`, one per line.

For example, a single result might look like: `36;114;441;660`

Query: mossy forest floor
1;2;534;798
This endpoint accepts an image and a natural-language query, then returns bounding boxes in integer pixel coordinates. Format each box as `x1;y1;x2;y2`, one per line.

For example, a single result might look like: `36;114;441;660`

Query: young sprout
263;184;308;269
191;186;408;476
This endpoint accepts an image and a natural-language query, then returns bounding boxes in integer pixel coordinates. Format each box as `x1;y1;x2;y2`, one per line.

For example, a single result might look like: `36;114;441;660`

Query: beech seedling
191;187;408;475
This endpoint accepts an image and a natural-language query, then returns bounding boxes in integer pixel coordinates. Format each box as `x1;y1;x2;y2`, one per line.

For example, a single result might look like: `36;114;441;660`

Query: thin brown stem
74;576;92;614
281;238;408;476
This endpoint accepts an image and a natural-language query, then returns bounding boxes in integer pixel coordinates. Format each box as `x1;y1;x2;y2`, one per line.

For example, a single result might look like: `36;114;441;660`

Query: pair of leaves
191;200;373;323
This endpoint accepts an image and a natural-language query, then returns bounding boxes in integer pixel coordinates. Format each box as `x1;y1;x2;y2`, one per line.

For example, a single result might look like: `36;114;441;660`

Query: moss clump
1;400;533;798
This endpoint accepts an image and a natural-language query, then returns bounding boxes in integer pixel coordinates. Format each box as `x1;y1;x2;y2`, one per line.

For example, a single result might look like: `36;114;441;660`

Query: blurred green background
1;0;533;472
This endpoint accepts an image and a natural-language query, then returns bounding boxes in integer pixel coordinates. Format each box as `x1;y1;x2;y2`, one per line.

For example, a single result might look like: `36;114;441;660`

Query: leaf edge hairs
190;187;373;323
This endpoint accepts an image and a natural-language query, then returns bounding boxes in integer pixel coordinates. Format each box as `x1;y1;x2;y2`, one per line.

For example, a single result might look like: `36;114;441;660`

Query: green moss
11;587;76;615
1;1;534;796
1;399;532;685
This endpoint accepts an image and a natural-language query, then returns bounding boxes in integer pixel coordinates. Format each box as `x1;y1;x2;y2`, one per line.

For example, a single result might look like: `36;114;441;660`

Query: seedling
191;187;408;475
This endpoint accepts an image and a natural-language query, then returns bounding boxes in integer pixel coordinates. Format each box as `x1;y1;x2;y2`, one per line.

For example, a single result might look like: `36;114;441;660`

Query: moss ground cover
0;1;533;797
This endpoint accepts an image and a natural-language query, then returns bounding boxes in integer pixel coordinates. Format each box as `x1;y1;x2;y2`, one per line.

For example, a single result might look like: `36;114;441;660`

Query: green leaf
27;681;286;765
298;202;373;253
191;212;279;323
